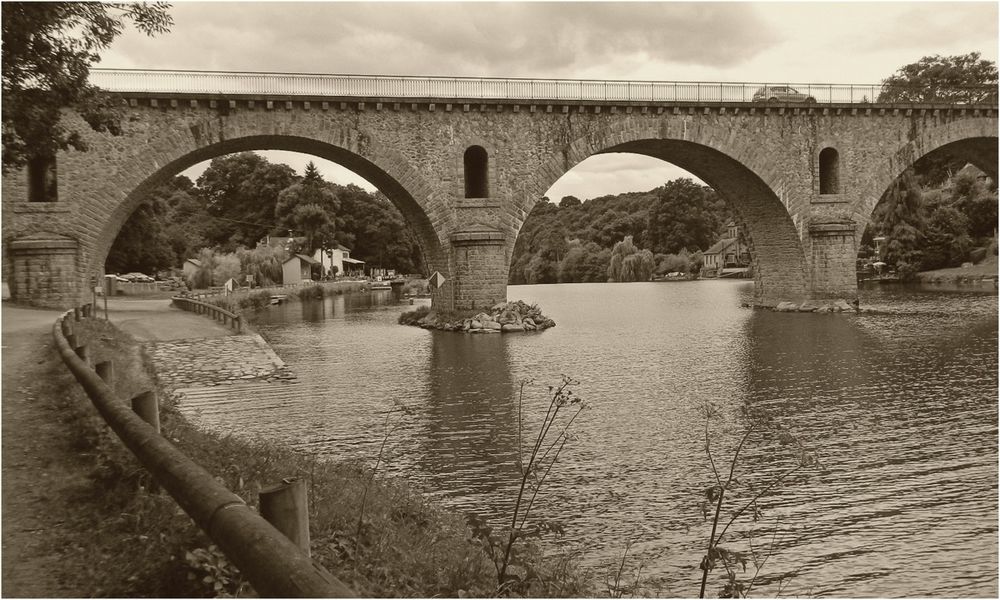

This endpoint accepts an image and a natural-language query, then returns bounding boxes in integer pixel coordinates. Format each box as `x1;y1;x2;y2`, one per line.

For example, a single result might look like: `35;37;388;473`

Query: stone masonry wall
1;96;994;309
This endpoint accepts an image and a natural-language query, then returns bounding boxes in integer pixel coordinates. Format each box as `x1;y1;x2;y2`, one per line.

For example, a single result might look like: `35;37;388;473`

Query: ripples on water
198;281;997;597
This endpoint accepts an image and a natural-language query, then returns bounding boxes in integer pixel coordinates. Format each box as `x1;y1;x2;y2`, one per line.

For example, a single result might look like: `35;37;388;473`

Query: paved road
92;297;234;341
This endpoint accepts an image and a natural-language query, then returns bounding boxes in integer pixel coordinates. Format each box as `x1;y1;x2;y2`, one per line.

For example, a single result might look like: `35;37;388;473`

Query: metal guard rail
89;68;999;106
172;296;243;333
52;310;353;597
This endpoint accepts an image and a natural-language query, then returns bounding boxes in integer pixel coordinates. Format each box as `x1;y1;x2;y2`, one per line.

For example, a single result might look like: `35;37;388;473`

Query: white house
313;244;365;278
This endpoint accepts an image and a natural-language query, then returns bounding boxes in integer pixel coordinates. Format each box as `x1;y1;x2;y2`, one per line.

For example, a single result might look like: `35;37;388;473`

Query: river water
193;280;998;597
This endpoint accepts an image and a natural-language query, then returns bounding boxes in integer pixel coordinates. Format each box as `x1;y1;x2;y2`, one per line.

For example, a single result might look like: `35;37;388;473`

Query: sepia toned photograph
2;1;997;597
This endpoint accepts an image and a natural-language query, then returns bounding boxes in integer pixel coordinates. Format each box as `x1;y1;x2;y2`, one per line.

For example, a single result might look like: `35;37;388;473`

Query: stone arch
857;118;998;223
519;121;810;306
90;132;448;283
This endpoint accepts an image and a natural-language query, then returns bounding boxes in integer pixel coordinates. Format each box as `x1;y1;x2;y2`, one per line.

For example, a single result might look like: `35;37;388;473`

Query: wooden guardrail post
74;344;91;366
235;315;243;333
74;306;81;321
260;479;310;556
95;361;114;386
131;391;160;433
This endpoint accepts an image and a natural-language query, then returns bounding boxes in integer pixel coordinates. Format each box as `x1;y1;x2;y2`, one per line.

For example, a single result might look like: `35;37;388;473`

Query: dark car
752;86;816;103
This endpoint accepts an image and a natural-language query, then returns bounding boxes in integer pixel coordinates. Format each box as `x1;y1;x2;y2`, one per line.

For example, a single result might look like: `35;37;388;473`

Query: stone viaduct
3;70;996;310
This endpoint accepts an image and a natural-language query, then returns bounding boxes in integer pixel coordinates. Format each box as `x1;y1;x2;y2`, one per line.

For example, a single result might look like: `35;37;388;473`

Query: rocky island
399;300;556;333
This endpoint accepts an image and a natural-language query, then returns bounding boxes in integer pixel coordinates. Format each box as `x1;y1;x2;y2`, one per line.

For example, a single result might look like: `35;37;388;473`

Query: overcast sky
97;1;999;201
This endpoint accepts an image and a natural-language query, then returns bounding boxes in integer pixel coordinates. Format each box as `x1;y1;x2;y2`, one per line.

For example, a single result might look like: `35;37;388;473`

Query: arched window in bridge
27;154;59;202
464;145;489;198
819;147;840;195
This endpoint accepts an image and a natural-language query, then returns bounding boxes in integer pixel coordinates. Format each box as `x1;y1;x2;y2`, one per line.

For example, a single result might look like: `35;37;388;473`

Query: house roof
342;257;365;264
185;258;202;267
704;238;737;256
283;254;321;265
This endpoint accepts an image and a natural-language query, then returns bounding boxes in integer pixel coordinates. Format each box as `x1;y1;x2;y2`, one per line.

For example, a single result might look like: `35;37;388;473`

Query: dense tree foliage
197;152;298;249
105;176;202;274
878;52;998;103
1;2;172;172
274;162;342;253
867;167;997;277
645;179;727;254
510;179;735;284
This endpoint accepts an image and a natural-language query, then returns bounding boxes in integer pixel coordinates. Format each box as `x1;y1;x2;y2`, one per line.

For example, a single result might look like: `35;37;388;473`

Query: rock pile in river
400;300;556;333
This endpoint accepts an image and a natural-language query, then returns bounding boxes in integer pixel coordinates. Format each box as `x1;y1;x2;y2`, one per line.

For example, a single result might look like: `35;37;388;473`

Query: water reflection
416;332;519;504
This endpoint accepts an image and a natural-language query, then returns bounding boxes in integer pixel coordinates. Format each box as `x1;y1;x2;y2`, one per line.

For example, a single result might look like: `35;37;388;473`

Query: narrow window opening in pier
28;154;58;202
819;147;840;194
464;145;489;198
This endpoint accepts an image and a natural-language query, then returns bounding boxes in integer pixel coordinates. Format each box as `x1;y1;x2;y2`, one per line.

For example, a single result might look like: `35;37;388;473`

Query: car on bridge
752;86;816;103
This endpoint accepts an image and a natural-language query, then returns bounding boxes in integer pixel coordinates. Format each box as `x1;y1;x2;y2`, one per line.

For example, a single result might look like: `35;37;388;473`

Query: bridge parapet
90;69;999;107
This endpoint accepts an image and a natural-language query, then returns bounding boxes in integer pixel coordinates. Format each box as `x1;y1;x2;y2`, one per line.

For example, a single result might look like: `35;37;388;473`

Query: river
189;280;998;597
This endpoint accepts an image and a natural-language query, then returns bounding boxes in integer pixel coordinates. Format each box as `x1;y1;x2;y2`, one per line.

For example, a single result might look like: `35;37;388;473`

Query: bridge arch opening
515;139;808;306
819;147;840;195
464;145;489;198
858;136;998;282
96;135;444;289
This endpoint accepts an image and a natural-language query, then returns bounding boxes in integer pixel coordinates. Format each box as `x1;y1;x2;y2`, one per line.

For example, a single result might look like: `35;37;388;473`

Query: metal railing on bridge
89;68;998;106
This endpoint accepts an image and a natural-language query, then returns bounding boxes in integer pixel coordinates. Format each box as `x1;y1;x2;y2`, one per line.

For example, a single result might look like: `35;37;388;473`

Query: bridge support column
8;233;80;308
449;229;508;312
807;220;859;303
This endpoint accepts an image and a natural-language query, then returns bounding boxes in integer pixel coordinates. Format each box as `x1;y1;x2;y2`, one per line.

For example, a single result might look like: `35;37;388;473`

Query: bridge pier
8;233;80;308
806;220;859;304
448;229;509;312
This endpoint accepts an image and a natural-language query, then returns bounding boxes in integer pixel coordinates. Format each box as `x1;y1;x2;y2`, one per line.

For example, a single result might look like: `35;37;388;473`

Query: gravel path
1;305;95;596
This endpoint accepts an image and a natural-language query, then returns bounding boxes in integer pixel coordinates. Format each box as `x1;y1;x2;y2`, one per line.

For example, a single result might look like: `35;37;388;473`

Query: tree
871;170;927;278
645;178;726;254
878;52;998;103
275;162;341;253
950;169;998;238
2;2;173;172
105;201;176;275
558;195;582;208
197;152;297;250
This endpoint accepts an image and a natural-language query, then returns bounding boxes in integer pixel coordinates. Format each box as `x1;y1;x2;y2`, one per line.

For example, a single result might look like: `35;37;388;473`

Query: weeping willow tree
608;236;656;282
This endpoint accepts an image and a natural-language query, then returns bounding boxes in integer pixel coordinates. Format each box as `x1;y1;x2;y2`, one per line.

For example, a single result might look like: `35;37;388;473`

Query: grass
50;316;592;597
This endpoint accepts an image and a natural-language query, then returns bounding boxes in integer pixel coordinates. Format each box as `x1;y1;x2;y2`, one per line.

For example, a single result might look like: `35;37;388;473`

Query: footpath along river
179;280;997;597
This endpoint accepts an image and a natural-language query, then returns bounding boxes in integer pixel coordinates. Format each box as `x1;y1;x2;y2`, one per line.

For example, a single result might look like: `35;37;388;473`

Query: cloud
100;2;779;77
546;154;701;201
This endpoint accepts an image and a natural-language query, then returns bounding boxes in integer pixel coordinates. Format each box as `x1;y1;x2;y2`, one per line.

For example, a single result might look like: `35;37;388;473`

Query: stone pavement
144;334;298;390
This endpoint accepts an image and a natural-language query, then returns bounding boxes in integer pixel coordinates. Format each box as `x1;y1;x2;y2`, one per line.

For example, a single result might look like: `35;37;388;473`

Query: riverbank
3;299;590;596
914;254;998;285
